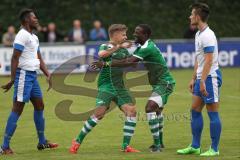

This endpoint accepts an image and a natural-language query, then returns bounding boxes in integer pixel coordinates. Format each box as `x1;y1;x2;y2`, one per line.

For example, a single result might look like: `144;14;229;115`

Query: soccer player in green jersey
69;24;140;154
92;24;175;152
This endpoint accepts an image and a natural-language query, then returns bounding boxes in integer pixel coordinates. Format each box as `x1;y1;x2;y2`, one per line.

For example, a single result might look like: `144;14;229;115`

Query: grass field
0;68;239;160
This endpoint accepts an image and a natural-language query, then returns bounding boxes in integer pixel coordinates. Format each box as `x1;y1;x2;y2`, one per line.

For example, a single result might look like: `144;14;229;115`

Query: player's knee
35;105;44;111
126;106;137;117
94;113;105;120
12;102;24;116
145;105;156;113
94;107;106;120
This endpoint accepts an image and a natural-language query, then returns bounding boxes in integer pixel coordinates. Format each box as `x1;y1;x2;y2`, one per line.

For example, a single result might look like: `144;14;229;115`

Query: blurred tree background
0;0;239;40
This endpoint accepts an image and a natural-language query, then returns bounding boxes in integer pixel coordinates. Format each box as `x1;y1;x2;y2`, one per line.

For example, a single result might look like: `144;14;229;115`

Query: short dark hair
19;8;34;23
108;24;127;37
190;2;210;22
138;24;152;38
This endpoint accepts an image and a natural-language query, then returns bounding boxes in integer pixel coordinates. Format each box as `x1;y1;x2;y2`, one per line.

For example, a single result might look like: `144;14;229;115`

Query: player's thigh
203;76;221;104
115;89;134;110
12;101;25;115
206;102;219;112
13;69;33;103
151;83;175;108
191;95;205;112
192;79;205;111
95;89;114;108
204;77;220;112
93;106;108;119
30;78;43;100
31;97;44;110
146;92;165;113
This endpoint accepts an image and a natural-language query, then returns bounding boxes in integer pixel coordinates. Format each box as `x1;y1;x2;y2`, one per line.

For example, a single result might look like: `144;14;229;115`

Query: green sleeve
98;44;111;61
133;47;151;60
98;44;108;51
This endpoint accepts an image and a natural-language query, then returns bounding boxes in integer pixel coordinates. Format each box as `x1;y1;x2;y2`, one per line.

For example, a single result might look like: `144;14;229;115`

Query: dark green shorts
151;83;175;106
96;88;133;108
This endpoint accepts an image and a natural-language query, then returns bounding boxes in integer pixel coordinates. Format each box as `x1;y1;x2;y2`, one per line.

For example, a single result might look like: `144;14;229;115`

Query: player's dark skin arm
1;49;21;92
38;52;52;91
91;56;140;69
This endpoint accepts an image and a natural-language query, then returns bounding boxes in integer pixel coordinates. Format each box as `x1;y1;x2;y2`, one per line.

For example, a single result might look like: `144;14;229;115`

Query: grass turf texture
0;68;239;160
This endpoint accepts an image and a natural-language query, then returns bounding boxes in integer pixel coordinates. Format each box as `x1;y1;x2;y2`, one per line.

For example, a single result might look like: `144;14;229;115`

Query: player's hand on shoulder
1;80;14;92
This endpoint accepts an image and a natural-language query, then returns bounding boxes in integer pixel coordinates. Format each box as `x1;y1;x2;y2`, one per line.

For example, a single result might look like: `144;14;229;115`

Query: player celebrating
69;24;140;154
0;9;58;155
92;24;176;152
177;3;222;156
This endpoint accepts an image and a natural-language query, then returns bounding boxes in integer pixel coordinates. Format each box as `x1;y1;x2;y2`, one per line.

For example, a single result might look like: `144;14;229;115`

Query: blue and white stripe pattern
13;68;42;102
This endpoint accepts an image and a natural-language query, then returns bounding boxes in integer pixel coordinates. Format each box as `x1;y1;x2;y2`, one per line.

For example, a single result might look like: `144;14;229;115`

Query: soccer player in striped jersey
69;24;140;154
0;9;58;155
177;3;222;156
92;24;176;152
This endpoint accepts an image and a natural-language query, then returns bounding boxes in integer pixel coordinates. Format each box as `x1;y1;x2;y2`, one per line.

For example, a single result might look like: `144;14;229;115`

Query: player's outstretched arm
91;56;139;69
38;52;52;91
1;49;21;92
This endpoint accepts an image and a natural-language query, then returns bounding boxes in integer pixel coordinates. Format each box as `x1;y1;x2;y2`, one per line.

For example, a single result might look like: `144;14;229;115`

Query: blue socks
191;110;203;149
190;110;221;152
208;112;221;152
34;110;46;144
2;112;20;149
2;110;47;149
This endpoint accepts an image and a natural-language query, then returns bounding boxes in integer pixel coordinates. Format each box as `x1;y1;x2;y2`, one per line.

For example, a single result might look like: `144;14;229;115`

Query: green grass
0;68;240;160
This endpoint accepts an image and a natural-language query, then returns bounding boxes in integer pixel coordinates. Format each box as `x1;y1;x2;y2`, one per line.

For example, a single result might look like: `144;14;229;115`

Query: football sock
34;110;46;144
147;112;160;146
76;116;99;144
191;109;203;149
122;116;137;149
208;111;221;152
157;114;164;144
2;111;19;149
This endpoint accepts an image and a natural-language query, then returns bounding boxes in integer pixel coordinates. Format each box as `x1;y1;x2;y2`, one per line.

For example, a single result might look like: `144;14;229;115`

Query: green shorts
150;83;175;107
96;87;134;108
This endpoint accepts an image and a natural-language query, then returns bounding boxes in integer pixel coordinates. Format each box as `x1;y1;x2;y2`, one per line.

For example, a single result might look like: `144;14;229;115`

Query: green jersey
133;39;175;86
97;44;131;89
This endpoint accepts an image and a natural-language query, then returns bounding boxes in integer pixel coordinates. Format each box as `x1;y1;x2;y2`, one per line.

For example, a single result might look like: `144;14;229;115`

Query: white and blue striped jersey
195;27;219;79
13;28;40;71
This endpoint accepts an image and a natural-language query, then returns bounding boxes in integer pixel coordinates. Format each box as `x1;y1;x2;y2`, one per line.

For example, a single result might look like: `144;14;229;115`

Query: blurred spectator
89;20;107;41
2;25;16;47
0;24;3;43
183;24;198;39
67;19;87;43
40;22;64;43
